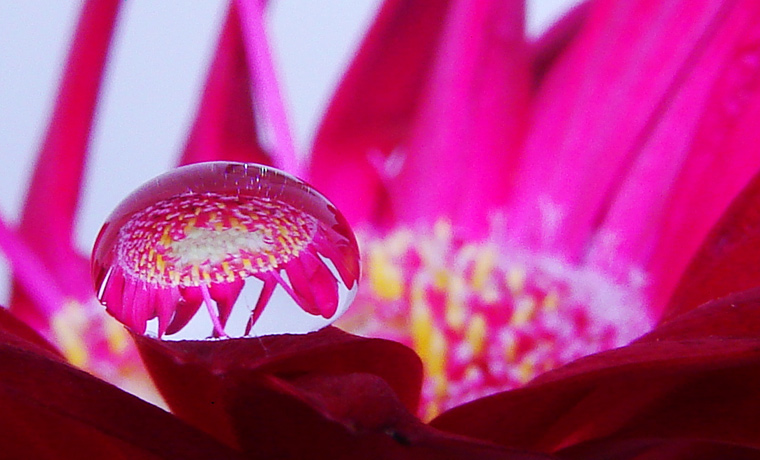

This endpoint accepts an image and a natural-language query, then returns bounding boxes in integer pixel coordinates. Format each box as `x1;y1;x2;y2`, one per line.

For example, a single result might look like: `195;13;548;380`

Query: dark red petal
309;0;452;227
177;2;271;167
664;169;760;320
0;324;243;459
560;438;760;460
135;327;552;458
0;307;63;362
134;327;422;447
431;288;760;453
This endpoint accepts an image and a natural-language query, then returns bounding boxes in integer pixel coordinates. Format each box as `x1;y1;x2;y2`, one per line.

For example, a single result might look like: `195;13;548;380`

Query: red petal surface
0;308;243;459
665;169;760;320
432;288;760;453
178;2;271;167
0;307;62;362
559;438;760;460
309;0;452;227
136;327;554;458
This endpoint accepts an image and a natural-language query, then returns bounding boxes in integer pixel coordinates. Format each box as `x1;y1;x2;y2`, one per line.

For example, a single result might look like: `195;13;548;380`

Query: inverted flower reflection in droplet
92;162;360;340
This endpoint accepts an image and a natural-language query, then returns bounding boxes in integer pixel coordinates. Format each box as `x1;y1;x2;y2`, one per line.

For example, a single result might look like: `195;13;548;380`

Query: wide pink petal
308;0;452;227
584;1;760;317
178;2;271;167
507;0;741;260
387;0;529;236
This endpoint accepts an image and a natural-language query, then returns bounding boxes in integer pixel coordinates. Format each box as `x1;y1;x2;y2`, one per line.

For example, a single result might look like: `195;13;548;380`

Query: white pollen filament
169;227;273;268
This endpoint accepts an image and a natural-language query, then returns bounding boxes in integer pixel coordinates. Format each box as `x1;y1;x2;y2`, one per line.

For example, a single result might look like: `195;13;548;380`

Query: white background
0;1;579;305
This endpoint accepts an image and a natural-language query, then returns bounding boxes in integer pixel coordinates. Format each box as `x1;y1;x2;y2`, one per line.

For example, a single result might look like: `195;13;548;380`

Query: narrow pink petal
585;1;760;315
308;0;452;226
0;215;67;329
166;286;204;335
236;0;301;176
246;275;276;333
209;279;245;328
530;1;590;86
313;228;360;290
388;0;529;236
178;2;271;167
18;0;121;292
506;0;730;258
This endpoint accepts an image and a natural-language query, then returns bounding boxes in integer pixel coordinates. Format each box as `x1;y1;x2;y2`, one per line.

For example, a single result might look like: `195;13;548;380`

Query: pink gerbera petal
178;2;271;167
283;250;340;318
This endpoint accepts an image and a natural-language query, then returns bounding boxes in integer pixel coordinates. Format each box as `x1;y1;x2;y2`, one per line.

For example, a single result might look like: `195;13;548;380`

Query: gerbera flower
3;0;760;458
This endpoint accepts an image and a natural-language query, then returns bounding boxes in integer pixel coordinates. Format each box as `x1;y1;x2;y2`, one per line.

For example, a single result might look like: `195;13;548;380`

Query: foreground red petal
559;438;760;460
178;2;271;167
432;288;760;453
0;306;244;459
665;169;760;320
135;327;553;458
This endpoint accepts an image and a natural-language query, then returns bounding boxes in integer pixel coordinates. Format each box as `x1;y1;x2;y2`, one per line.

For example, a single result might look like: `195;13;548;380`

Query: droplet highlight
92;162;360;340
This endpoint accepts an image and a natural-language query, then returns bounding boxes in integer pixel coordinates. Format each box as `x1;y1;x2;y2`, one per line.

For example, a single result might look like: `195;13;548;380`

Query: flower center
338;219;652;420
117;192;316;287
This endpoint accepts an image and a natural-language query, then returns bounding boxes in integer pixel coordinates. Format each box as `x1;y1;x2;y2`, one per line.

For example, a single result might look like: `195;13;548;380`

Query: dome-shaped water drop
92;162;360;340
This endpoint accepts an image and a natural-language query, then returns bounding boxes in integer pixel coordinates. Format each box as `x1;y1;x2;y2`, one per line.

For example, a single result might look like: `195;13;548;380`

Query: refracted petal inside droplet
92;162;360;340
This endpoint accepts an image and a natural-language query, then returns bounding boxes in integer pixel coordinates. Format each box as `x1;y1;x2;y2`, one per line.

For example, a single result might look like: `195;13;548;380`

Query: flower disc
92;162;360;340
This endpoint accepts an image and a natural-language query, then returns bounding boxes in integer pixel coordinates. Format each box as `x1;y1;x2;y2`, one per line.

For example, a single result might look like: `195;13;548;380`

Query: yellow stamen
368;245;403;300
465;314;487;355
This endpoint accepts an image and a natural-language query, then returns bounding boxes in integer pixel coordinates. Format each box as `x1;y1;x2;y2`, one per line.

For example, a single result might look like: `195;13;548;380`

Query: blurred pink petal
179;2;271;167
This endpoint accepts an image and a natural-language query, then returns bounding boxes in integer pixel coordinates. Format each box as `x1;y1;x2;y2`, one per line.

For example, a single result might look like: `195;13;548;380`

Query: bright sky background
0;1;580;307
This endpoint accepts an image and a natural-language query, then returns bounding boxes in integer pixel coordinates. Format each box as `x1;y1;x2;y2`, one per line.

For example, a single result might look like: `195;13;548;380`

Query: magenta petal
165;286;204;336
308;0;452;227
313;228;360;290
508;1;743;258
530;1;590;86
209;279;245;328
17;0;121;301
154;286;181;338
178;2;271;167
584;2;760;316
389;0;529;235
246;276;276;334
284;251;339;318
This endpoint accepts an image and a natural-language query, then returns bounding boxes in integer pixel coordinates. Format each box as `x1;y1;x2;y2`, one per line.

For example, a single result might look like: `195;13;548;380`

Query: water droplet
92;162;360;340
